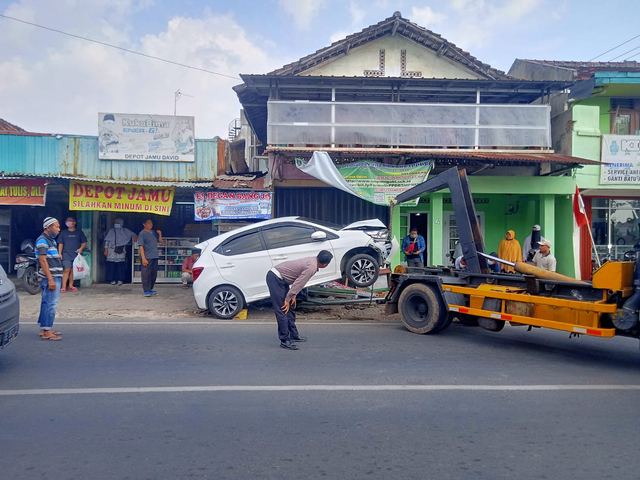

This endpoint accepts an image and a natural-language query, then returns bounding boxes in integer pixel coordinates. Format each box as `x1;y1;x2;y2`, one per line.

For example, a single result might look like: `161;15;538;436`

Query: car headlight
365;229;390;241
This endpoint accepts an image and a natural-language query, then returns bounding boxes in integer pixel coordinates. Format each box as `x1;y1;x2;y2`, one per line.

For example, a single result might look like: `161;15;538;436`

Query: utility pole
174;89;195;116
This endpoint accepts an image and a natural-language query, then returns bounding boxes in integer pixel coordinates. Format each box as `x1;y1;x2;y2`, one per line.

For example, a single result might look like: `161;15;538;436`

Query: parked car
0;264;20;349
193;216;398;318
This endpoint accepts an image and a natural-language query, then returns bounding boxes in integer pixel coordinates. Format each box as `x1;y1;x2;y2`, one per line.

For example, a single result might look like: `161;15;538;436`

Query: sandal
40;331;62;337
42;335;62;341
183;285;189;289
69;287;79;292
60;288;66;293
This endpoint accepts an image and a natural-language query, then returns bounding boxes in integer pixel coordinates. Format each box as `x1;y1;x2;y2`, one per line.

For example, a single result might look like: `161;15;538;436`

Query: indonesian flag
573;186;588;228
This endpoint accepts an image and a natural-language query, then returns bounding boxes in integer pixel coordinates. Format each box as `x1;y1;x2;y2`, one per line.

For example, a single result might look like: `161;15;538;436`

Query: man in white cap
522;224;541;262
532;238;556;272
36;217;63;340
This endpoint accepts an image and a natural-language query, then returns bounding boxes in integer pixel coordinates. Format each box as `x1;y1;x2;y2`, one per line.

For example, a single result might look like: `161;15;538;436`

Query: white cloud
409;6;447;27
434;0;542;49
329;2;367;44
279;0;326;30
0;2;283;138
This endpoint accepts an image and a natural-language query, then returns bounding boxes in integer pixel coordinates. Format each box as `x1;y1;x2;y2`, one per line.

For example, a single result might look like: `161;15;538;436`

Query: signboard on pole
69;181;174;216
194;191;272;221
98;113;195;162
0;179;47;206
600;135;640;184
296;151;432;205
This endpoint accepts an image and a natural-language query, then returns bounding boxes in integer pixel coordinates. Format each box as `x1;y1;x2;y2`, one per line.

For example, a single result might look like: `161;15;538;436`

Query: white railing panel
267;101;551;148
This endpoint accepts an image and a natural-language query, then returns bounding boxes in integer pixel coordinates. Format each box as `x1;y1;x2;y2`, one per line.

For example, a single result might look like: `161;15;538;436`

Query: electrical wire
0;13;241;80
609;44;640;62
627;50;640;61
589;33;640;61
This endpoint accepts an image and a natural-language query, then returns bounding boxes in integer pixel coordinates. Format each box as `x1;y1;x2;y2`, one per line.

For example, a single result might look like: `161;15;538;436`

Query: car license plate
1;324;19;349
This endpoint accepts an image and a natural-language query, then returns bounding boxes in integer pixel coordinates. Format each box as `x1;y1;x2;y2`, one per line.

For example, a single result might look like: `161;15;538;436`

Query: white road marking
1;385;639;396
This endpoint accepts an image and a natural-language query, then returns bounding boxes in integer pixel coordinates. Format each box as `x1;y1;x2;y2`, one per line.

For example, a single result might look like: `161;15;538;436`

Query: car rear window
217;232;264;256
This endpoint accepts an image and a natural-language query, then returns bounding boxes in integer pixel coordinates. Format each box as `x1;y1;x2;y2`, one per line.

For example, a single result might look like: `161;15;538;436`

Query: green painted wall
554;195;575;277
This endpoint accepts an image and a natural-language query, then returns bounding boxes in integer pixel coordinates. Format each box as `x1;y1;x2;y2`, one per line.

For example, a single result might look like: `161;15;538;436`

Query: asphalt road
2;318;640;480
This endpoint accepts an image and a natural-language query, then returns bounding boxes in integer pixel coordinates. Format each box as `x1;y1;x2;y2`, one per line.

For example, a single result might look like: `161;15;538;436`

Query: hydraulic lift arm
394;167;488;274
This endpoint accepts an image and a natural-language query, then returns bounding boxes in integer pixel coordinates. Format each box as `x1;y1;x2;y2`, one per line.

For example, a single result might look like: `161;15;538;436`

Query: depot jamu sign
69;180;175;216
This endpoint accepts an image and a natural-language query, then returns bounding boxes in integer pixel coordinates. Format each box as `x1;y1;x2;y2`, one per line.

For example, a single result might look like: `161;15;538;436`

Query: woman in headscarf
104;218;137;285
497;230;522;273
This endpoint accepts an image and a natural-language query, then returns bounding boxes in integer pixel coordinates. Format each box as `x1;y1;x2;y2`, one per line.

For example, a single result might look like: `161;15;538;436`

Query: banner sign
69;181;174;216
0;179;47;206
98;112;195;162
194;191;272;221
601;135;640;184
296;151;432;205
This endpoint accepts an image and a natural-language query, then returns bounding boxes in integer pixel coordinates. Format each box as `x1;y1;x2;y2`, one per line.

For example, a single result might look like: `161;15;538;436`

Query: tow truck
385;167;640;341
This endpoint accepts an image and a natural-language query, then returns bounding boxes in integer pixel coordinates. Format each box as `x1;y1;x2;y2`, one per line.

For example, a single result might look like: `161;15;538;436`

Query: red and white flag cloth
573;186;588;228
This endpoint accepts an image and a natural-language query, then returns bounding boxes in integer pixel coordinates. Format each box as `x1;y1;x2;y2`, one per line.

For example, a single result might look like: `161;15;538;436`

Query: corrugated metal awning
1;173;214;188
266;147;602;165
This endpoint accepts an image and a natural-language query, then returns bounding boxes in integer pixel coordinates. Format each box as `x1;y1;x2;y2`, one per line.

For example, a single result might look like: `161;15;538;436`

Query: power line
627;50;640;61
0;13;241;80
609;44;640;62
589;33;640;61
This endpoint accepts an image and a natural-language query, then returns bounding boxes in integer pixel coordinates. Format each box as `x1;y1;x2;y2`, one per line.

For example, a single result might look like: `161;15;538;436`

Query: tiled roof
519;60;640;80
0;118;26;133
268;11;511;81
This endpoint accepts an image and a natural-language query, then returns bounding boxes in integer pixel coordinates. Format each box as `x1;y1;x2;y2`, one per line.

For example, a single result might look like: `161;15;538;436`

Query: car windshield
295;217;343;231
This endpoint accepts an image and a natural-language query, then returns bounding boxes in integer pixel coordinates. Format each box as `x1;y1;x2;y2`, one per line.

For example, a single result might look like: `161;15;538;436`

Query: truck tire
478;317;505;332
344;253;379;288
439;313;455;332
398;283;445;334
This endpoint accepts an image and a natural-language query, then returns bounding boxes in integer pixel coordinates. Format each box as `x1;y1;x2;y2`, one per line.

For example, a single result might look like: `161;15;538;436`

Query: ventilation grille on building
611;98;636;110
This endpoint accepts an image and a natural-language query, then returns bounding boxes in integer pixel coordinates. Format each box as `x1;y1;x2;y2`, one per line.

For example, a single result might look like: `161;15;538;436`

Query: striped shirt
36;233;63;278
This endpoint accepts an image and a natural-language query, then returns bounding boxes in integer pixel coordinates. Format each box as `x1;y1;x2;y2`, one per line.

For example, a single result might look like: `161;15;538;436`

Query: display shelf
132;236;199;283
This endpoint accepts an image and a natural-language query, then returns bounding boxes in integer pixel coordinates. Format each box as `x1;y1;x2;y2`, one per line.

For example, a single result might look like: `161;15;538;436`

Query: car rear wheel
208;285;244;319
344;253;379;288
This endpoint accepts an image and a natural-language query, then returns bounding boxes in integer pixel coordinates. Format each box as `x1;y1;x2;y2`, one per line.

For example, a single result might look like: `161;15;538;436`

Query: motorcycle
14;239;41;295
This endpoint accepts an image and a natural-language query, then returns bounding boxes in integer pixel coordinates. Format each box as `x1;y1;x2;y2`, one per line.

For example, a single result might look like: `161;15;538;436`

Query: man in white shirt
532;238;557;272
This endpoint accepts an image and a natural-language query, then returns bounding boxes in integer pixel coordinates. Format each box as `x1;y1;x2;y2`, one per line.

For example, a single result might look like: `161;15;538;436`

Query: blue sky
1;0;639;136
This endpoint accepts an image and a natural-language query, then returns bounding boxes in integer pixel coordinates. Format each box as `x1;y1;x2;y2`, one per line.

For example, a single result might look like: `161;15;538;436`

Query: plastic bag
73;254;90;281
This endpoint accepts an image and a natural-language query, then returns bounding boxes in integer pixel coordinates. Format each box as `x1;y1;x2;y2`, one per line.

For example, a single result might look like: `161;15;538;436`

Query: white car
192;216;398;318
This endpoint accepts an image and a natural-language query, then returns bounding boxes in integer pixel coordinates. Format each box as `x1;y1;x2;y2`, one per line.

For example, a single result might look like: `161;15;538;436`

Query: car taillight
192;266;204;282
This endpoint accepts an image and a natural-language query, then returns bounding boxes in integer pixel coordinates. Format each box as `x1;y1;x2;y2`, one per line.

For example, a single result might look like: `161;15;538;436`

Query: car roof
196;216;329;250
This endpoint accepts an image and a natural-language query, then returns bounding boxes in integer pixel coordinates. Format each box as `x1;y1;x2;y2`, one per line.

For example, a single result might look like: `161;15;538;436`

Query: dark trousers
106;261;126;283
407;257;424;268
141;258;158;292
266;271;299;342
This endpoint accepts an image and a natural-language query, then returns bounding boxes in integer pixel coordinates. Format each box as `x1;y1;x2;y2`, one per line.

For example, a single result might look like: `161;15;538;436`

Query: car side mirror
311;231;327;242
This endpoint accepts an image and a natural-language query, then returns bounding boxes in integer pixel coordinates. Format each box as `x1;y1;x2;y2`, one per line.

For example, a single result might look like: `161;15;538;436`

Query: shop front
67;179;218;284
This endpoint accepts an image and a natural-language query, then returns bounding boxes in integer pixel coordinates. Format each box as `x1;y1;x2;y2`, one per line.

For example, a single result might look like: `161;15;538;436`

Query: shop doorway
404;213;429;265
443;211;485;267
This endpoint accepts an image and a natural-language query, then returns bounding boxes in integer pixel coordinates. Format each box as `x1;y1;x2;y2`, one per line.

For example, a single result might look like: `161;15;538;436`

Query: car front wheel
208;285;244;319
344;253;379;288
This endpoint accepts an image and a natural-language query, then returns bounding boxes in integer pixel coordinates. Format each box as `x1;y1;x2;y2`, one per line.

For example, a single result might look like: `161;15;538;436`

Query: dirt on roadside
15;281;396;322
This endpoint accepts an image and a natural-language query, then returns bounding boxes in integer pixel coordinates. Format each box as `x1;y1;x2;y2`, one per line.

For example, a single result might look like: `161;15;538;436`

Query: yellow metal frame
442;284;618;338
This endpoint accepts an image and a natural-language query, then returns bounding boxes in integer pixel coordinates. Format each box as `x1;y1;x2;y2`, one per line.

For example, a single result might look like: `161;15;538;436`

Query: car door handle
272;256;288;261
219;263;235;269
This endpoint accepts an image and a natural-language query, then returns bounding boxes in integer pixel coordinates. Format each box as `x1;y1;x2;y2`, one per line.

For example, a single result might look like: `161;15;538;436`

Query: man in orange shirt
181;251;200;289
